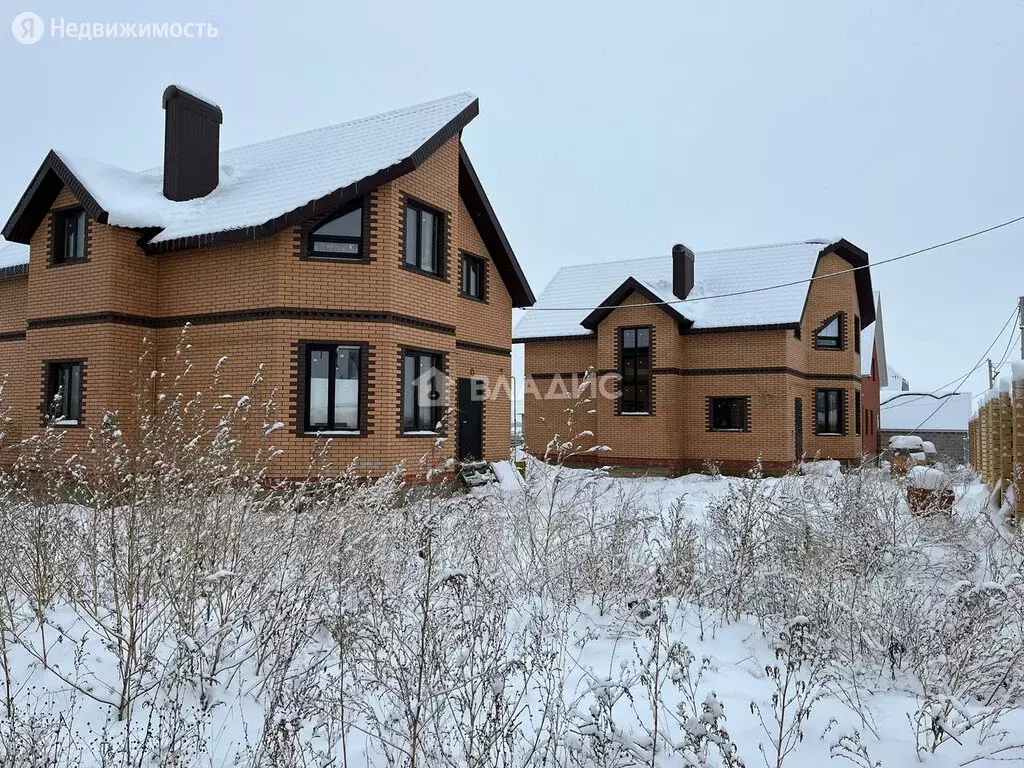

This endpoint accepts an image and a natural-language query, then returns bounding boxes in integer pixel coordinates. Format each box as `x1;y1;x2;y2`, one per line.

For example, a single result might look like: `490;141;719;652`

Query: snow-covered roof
514;238;854;338
52;93;476;244
880;391;972;432
0;241;28;277
859;322;876;376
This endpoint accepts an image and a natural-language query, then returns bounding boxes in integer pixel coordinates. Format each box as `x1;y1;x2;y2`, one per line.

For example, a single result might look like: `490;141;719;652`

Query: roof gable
580;277;691;331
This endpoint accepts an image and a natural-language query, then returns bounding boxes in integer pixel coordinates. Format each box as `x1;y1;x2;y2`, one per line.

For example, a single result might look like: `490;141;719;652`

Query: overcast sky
2;0;1022;404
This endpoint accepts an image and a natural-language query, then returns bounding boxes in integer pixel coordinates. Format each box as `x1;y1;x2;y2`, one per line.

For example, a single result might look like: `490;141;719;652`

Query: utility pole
989;358;997;389
1019;296;1024;359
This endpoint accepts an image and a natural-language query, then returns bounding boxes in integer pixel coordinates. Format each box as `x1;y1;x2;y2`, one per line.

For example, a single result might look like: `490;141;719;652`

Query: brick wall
521;249;865;471
0;136;515;477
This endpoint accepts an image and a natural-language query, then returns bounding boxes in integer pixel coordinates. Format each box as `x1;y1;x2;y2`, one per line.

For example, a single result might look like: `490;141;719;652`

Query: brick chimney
162;85;223;201
672;243;695;300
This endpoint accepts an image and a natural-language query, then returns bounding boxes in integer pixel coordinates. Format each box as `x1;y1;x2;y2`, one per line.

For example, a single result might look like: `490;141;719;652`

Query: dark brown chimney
672;243;695;300
162;85;222;201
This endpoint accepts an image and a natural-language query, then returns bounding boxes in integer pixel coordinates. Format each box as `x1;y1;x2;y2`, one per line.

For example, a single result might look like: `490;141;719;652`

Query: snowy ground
0;455;1021;767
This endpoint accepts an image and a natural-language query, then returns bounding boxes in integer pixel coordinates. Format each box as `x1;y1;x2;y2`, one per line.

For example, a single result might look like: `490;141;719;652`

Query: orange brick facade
522;252;866;472
0;136;515;478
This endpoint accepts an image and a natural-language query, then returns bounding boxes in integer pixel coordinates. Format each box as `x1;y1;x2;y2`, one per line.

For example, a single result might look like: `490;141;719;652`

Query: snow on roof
0;241;28;269
880;391;972;432
859;322;876;376
167;83;220;109
513;238;839;338
52;93;477;243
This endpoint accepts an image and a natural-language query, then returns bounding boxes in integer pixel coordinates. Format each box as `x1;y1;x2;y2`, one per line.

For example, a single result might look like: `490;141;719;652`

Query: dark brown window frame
460;251;487;302
402;198;446;278
401;348;446;434
815;388;846;436
708;396;750;432
43;359;85;426
302;343;367;434
50;206;89;266
814;312;845;351
855;389;862;436
306;199;365;261
854;315;861;354
618;326;652;415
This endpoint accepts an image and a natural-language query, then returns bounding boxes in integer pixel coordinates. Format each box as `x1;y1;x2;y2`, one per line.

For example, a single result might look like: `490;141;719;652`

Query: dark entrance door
457;378;484;462
794;397;803;463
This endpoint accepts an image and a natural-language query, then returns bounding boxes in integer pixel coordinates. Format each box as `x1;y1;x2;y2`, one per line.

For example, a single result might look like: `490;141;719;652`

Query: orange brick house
514;239;875;472
0;87;534;478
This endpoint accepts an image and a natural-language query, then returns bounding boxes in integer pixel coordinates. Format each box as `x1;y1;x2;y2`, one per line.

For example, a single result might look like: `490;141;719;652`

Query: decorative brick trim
399;192;451;283
458;250;488;303
706;396;751;433
397;346;449;437
39;358;87;427
47;205;91;268
291;340;374;438
455;339;510;357
530;367;862;383
813;312;846;351
27;308;456;336
295;193;374;264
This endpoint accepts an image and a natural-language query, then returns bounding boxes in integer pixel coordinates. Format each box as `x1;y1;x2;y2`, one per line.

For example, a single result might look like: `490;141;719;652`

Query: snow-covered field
0;445;1021;767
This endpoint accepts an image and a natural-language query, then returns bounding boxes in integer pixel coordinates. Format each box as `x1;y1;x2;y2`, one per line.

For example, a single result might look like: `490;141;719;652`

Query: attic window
53;208;86;264
404;200;444;276
854;316;861;353
815;314;843;350
308;203;363;259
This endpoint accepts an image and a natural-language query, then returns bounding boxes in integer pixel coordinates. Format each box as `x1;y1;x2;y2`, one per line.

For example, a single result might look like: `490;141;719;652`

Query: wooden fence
968;368;1024;516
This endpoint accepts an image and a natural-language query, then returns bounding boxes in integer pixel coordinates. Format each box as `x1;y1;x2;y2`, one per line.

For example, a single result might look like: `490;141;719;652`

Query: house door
794;397;803;463
457;378;484;462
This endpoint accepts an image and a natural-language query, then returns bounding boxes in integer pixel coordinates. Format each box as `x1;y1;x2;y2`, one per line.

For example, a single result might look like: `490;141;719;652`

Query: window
53;209;86;263
793;325;802;341
619;327;651;414
304;345;362;432
404;201;443;275
45;361;83;424
403;351;444;432
815;389;845;435
461;253;485;300
815;314;843;349
308;203;363;259
855;390;862;435
854;316;861;353
710;397;748;431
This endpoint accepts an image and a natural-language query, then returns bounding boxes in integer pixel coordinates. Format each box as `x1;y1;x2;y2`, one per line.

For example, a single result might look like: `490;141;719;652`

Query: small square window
461;254;485;300
45;361;83;424
53;209;86;264
710;397;747;431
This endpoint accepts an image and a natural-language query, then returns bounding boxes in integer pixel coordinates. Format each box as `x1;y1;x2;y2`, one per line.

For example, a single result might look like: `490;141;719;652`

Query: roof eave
822;238;875;325
2;150;110;243
143;98;483;255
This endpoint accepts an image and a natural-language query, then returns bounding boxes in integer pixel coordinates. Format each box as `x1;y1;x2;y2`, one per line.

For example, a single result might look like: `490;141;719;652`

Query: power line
522;214;1024;313
880;313;1021;411
905;305;1021;433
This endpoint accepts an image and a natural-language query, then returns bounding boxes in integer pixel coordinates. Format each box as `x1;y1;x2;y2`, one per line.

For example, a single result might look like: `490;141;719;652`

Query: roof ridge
542;238;837;279
65;92;479;176
218;92;476;158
